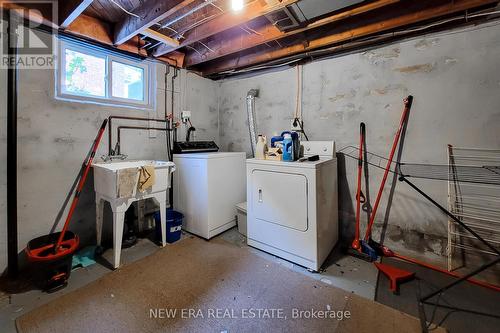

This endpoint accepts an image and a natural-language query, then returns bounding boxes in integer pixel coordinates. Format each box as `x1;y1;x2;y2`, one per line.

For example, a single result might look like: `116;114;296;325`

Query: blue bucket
154;209;183;244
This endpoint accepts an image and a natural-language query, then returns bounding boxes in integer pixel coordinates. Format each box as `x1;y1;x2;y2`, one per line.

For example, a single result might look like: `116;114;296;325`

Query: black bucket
26;231;79;292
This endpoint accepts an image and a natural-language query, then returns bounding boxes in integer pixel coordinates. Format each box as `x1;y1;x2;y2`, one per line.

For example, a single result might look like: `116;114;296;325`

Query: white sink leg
95;196;104;246
112;206;127;269
158;193;167;247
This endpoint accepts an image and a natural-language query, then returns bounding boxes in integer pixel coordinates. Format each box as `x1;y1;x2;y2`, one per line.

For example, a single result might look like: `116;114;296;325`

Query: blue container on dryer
282;133;294;162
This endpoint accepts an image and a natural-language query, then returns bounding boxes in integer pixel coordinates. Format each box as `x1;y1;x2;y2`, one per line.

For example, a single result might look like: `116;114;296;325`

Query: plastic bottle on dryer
255;135;268;159
282;133;294;162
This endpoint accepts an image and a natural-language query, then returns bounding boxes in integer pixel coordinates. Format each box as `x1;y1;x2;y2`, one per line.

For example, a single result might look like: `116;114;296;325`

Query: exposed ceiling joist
66;14;185;66
59;0;94;29
201;0;499;76
142;28;180;47
153;0;299;57
114;0;197;45
185;0;400;67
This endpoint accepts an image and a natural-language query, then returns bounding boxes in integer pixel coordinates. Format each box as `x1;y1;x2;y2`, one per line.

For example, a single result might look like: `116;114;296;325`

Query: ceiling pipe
7;10;19;279
160;0;218;30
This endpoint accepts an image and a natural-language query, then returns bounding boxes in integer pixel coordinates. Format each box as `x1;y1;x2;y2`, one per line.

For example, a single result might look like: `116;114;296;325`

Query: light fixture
231;0;244;11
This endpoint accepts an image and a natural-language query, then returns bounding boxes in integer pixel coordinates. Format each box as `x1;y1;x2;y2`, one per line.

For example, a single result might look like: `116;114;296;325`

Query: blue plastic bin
154;209;183;244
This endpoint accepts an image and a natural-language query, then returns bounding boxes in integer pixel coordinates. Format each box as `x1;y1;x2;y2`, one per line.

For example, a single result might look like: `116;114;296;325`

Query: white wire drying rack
447;146;500;271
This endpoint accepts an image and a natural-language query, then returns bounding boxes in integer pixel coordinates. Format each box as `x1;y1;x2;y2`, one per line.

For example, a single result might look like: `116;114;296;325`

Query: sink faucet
101;154;128;162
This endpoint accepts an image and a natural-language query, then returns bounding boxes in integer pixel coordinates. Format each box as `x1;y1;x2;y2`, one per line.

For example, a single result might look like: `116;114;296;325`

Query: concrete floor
0;227;377;333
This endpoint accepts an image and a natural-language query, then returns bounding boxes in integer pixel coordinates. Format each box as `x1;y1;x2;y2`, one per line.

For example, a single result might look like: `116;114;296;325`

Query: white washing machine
174;152;246;239
246;141;338;271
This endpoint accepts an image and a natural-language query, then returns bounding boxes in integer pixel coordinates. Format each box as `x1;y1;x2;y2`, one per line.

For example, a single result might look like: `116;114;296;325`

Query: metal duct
246;89;259;157
161;0;217;29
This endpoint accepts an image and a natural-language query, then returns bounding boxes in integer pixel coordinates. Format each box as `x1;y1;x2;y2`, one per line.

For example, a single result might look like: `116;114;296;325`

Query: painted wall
0;27;218;272
218;23;500;260
2;21;500;272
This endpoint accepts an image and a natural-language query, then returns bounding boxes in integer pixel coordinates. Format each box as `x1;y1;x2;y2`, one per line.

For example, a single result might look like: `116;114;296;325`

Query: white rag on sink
117;167;139;198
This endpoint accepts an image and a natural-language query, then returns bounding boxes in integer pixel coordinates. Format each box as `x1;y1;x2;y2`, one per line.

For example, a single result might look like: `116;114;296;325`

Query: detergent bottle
282;133;294;162
255;135;268;159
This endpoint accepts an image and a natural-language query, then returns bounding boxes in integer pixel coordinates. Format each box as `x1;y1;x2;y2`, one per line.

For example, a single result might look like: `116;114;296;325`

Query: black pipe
7;11;19;279
107;116;168;156
116;126;171;155
168;62;178;208
164;64;172;162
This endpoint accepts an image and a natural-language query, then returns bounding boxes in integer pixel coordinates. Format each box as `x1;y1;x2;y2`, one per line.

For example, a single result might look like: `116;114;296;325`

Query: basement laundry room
1;1;500;332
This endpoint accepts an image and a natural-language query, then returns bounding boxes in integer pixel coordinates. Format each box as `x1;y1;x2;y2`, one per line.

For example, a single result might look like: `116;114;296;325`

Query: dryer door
251;170;308;231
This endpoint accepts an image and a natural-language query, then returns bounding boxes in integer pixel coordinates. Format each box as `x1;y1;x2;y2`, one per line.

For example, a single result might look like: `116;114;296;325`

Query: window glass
112;61;144;101
64;49;106;97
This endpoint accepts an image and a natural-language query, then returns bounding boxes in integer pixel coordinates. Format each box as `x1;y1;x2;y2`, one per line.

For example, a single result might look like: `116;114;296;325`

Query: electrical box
181;111;191;123
291;118;303;131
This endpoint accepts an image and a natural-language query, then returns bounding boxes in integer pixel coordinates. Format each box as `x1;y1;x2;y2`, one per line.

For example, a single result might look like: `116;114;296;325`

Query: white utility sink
93;160;175;199
92;160;176;268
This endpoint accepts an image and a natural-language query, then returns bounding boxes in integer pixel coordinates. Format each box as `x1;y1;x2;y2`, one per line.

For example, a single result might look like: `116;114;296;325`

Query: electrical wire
109;0;140;19
210;2;224;12
198;41;214;53
216;9;500;78
186;45;203;56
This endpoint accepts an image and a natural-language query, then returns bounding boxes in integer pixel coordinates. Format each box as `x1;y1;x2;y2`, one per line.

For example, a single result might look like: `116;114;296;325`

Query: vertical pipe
7;11;19;279
169;64;178;208
246;89;259;157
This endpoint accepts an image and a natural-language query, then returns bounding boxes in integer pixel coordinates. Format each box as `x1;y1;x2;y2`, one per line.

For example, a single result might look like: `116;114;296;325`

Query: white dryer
246;141;338;271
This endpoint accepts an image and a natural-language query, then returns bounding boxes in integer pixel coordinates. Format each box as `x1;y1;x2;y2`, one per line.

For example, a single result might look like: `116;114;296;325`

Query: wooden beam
0;2;58;29
59;0;94;29
153;0;299;57
201;0;498;75
66;14;184;67
0;3;183;67
142;28;180;47
185;0;399;67
114;0;197;45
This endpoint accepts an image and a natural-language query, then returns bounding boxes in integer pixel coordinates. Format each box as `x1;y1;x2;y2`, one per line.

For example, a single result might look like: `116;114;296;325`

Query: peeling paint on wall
54;137;76;144
366;84;408;96
394;63;435;74
329;89;357;102
362;47;401;65
218;23;500;260
414;38;440;51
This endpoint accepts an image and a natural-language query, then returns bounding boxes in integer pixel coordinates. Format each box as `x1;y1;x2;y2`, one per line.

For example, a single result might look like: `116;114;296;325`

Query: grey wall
2;21;500;271
218;23;500;260
0;27;218;271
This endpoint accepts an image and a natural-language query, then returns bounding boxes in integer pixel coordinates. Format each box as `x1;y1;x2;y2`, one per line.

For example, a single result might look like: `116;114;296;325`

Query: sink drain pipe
246;89;259;157
7;11;19;279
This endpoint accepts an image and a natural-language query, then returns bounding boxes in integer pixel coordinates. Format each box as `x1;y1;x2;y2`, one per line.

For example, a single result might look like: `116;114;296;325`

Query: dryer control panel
301;141;335;158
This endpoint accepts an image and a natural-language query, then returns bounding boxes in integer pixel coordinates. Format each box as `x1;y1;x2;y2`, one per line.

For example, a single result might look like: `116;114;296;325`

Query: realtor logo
1;1;57;69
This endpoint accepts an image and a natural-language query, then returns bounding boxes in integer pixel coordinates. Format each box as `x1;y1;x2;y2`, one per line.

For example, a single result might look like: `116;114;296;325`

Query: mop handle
55;119;108;250
352;123;365;250
364;96;413;241
392;253;500;292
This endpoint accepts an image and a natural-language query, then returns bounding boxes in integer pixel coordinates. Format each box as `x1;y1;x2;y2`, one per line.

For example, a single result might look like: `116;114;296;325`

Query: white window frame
56;40;155;110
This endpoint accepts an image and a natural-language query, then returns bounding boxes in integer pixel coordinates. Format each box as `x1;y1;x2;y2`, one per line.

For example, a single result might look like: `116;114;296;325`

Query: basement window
56;40;155;110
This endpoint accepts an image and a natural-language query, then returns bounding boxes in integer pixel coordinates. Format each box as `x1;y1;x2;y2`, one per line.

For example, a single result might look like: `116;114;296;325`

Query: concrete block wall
0;27;218;272
217;23;500;261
